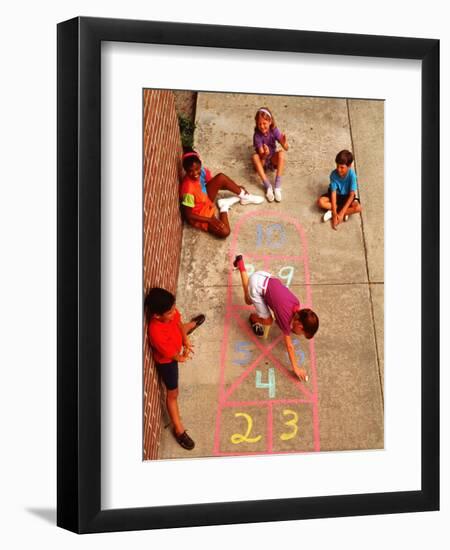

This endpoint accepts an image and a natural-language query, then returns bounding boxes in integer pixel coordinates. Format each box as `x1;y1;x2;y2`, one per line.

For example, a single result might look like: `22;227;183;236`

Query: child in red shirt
146;287;205;450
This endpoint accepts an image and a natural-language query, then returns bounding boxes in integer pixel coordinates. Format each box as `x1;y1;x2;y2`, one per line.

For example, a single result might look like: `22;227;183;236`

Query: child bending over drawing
233;255;319;382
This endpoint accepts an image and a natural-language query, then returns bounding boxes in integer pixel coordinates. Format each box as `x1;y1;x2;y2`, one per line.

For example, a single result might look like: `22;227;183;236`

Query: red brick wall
143;90;183;460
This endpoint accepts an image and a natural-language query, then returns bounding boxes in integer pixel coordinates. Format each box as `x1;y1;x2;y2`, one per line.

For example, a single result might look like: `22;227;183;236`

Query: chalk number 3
280;409;299;441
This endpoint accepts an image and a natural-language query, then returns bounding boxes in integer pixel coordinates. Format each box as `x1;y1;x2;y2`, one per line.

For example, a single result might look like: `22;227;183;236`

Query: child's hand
332;213;339;230
337;212;345;225
262;144;270;157
184;341;194;358
293;366;308;382
209;217;226;232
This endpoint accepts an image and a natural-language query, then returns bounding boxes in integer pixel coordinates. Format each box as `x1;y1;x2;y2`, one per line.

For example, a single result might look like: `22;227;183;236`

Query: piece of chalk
305;376;309;382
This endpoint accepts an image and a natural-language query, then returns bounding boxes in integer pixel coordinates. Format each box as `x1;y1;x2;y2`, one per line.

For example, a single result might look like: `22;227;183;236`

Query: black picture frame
57;16;439;534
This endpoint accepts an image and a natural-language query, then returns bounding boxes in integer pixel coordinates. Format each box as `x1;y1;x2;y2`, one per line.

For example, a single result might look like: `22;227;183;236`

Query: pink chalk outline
214;210;320;455
225;311;313;402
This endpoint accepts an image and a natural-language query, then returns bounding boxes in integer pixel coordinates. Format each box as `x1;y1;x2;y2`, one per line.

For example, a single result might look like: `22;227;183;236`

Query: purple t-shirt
253;127;282;158
264;278;300;335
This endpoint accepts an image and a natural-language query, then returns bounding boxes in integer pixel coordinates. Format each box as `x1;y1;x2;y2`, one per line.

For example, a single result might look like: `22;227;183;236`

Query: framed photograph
57;17;439;533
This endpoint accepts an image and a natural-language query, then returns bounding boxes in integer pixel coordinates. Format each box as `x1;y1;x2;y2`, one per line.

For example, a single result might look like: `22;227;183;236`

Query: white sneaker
217;196;240;212
240;192;264;206
274;188;282;202
265;186;275;202
322;210;332;222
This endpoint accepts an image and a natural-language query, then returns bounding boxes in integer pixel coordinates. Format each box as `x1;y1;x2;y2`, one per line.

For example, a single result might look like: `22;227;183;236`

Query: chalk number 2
231;413;262;444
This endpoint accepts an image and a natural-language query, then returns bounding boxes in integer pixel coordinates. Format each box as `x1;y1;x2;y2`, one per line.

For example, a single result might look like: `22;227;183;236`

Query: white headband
258;108;272;120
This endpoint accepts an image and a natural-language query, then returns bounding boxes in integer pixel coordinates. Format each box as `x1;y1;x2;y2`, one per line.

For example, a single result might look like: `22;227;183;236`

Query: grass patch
178;114;196;148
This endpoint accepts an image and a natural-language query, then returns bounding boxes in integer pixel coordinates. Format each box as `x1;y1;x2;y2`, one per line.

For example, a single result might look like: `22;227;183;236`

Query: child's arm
254;132;270;158
178;318;193;358
182;206;225;231
184;209;226;233
330;190;339;229
255;144;269;158
173;344;191;363
337;191;356;221
279;132;289;151
204;167;213;182
183;205;217;225
182;206;214;225
283;334;308;381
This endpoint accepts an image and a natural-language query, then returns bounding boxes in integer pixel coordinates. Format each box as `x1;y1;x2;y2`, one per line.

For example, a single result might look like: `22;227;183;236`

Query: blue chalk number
255;368;276;398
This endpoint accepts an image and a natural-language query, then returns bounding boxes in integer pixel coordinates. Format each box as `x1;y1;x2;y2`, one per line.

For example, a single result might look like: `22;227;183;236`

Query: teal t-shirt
329;168;357;195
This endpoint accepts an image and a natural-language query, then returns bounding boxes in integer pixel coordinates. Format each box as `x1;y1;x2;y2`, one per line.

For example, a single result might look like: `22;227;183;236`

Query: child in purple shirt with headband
234;254;319;382
251;107;289;203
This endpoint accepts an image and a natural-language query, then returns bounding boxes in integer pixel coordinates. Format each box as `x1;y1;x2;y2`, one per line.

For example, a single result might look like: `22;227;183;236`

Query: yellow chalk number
231;412;262;444
280;409;299;441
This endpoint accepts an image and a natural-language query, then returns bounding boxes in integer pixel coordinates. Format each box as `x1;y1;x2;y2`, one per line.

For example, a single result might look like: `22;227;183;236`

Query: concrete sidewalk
159;92;384;458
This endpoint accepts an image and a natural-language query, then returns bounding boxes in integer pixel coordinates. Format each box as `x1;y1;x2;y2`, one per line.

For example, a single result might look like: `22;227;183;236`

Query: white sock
239;189;248;198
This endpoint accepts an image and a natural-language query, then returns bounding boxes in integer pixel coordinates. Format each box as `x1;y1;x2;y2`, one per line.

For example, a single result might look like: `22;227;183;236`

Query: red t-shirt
147;308;182;364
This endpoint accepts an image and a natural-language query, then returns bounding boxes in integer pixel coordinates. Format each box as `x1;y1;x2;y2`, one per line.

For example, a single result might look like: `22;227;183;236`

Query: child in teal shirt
317;150;362;230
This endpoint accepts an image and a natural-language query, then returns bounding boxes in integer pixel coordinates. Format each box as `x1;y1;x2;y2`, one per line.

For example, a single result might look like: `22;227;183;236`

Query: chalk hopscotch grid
214;210;320;456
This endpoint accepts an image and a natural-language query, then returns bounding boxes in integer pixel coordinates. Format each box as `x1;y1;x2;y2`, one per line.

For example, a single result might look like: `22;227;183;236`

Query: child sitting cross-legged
145;287;205;450
317;149;362;230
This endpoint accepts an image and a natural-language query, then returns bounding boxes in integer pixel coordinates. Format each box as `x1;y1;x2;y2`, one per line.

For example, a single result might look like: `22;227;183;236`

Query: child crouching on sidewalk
145;287;205;450
251;107;289;203
233;255;319;382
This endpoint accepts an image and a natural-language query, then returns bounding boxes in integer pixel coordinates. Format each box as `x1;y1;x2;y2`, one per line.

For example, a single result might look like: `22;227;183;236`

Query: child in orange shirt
180;149;264;238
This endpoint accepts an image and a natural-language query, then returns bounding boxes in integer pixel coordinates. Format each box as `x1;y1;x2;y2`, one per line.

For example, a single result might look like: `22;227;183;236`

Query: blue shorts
155;360;179;391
